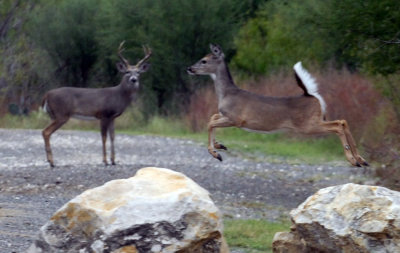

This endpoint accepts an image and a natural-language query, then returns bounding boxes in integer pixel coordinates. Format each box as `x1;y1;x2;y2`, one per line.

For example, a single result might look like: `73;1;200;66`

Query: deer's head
187;44;225;77
116;41;151;89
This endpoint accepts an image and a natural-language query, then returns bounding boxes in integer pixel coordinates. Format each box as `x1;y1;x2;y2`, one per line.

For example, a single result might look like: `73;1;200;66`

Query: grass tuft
224;219;290;252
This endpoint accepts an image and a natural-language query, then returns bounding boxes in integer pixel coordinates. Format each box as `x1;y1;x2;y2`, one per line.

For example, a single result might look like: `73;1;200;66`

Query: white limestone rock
273;183;400;253
28;167;228;253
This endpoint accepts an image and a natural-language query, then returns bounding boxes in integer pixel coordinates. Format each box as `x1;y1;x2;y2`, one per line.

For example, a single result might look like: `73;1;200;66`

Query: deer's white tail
293;62;326;116
42;99;49;113
41;96;54;119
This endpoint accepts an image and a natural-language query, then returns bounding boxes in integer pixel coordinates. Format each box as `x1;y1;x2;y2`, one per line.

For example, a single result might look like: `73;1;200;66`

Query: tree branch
0;0;21;39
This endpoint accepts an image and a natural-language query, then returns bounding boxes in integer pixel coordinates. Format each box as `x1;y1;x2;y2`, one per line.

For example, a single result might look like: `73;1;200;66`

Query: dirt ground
0;129;371;252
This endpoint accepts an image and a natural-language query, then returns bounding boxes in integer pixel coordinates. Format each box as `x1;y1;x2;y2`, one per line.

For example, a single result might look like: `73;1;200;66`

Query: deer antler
135;45;152;68
118;41;130;67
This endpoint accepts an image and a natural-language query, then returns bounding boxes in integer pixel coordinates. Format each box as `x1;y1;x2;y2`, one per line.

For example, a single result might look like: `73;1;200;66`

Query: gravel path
0;129;371;252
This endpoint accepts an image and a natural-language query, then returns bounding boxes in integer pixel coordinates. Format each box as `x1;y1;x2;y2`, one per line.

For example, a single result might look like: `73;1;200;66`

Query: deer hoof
219;144;227;150
357;156;369;166
215;142;227;150
216;153;223;162
209;149;223;162
355;161;361;167
111;161;116;166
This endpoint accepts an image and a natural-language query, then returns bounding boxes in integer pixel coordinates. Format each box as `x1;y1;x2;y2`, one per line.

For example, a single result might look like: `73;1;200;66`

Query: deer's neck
118;77;137;102
212;62;238;102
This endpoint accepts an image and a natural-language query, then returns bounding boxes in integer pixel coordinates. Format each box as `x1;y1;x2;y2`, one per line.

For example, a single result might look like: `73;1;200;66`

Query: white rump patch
293;62;327;115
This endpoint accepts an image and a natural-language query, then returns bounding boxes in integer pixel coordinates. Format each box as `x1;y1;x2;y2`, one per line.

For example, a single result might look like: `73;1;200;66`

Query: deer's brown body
42;42;151;167
217;89;322;132
43;84;134;121
187;44;368;167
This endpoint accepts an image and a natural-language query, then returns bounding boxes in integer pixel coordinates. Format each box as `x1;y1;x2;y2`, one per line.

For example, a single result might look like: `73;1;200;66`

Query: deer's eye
201;60;207;64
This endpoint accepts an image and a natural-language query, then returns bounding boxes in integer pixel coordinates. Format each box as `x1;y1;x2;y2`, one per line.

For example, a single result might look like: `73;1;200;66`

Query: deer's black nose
130;77;137;83
187;67;195;75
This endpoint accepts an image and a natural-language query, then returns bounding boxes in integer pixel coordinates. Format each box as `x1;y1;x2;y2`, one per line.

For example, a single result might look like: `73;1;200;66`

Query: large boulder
28;167;228;253
273;183;400;253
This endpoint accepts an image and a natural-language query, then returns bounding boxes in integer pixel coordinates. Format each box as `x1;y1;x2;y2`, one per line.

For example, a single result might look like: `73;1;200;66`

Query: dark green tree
0;0;53;114
96;0;246;115
29;0;100;87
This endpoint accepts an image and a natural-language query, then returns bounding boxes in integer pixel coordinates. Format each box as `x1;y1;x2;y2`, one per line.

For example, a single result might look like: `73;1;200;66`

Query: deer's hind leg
341;120;368;166
208;114;235;161
306;120;365;167
42;118;68;167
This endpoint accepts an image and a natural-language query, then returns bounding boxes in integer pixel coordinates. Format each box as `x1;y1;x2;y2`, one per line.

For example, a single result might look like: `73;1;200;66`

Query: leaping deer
42;42;151;167
187;44;368;167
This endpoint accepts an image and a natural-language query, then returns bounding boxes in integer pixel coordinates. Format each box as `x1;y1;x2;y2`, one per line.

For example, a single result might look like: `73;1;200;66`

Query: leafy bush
29;0;100;87
233;0;400;118
232;0;331;74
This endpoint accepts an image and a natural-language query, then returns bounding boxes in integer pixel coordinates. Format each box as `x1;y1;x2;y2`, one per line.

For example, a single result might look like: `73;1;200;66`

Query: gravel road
0;129;371;252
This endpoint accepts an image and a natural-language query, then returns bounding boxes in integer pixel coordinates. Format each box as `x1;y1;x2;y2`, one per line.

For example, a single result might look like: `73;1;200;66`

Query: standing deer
42;42;151;167
187;44;368;167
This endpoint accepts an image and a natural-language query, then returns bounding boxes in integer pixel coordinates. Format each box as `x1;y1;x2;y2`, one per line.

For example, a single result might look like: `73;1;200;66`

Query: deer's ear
210;43;224;58
116;62;127;73
138;63;150;73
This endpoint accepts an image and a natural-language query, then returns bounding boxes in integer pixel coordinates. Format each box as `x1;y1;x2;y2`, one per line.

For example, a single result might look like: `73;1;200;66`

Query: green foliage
29;0;100;86
0;0;54;114
234;0;400;75
24;0;254;116
322;0;400;74
232;0;331;74
94;0;246;115
224;219;290;252
1;35;54;113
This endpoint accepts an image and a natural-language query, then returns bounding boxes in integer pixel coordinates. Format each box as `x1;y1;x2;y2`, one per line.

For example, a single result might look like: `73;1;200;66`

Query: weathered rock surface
273;183;400;253
28;167;228;253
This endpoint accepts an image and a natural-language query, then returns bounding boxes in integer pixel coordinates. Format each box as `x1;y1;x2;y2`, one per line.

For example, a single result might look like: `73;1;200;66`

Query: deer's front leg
209;114;228;150
100;119;111;166
108;120;116;165
207;114;234;162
